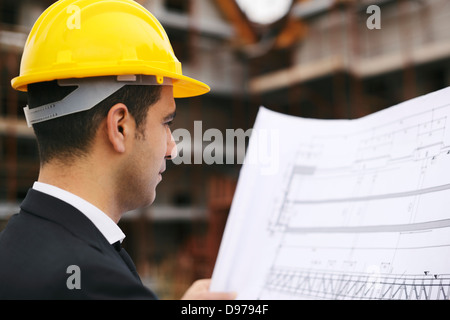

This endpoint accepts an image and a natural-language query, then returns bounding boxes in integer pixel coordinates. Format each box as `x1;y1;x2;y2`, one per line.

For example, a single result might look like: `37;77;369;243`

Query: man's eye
165;121;173;127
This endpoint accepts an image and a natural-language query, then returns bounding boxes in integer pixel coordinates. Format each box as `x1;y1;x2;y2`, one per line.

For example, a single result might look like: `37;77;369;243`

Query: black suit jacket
0;189;157;300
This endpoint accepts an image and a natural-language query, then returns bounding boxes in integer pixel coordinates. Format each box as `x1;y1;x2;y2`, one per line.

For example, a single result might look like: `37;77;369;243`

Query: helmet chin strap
23;75;173;127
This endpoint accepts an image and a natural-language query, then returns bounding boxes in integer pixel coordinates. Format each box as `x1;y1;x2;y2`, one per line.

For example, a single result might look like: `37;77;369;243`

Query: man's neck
38;160;123;223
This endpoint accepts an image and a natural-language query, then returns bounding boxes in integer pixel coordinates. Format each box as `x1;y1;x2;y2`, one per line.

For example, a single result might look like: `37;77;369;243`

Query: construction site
1;0;450;299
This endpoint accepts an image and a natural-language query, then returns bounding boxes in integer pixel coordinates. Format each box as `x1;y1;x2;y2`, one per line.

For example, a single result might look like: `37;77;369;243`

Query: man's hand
181;279;237;300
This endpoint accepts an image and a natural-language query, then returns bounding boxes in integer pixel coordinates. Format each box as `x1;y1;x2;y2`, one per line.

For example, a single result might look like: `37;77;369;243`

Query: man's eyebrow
163;111;177;122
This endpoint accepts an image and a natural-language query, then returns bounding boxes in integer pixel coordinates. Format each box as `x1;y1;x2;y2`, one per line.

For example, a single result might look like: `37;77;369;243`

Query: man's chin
129;192;156;212
143;192;157;208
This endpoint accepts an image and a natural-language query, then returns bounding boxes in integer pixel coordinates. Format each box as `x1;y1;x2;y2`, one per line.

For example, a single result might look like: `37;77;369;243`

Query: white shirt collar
32;182;125;245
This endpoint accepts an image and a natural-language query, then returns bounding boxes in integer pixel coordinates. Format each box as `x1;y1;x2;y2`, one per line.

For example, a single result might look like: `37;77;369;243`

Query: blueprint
210;87;450;300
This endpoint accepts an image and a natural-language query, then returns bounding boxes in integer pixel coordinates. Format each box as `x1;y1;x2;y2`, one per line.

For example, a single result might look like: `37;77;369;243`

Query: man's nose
165;132;178;160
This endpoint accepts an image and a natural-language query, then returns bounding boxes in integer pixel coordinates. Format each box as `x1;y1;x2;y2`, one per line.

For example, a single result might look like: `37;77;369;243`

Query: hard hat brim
11;65;210;98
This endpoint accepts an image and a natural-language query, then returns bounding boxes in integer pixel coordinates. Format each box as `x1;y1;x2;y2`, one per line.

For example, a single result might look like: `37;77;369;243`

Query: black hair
28;80;162;164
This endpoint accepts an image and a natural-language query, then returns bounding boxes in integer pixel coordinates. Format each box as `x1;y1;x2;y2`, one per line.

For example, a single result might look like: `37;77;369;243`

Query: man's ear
106;103;133;153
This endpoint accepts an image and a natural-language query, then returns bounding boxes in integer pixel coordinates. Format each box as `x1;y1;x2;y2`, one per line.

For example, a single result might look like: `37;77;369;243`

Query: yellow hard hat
11;0;210;98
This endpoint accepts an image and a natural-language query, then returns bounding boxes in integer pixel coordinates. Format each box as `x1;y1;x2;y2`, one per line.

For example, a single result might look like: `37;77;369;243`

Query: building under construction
1;0;450;298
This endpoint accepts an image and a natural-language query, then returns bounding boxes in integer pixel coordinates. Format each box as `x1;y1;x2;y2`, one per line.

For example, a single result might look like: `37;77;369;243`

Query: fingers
181;279;237;300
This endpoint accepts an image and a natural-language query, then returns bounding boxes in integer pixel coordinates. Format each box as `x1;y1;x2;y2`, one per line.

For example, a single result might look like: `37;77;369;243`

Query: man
0;0;235;300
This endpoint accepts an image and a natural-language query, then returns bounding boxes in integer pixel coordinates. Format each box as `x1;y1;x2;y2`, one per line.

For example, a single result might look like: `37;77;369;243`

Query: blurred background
1;0;450;299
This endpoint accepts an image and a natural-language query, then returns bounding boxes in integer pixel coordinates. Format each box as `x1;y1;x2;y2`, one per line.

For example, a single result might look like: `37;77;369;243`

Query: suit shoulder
0;211;156;300
0;211;108;299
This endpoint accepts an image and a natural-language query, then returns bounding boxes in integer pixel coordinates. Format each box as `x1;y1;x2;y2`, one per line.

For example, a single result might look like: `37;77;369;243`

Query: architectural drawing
211;87;450;300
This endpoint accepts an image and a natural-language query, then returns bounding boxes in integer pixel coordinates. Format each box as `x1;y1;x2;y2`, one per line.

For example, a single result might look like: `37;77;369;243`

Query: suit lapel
20;189;143;281
20;189;112;253
119;248;142;283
